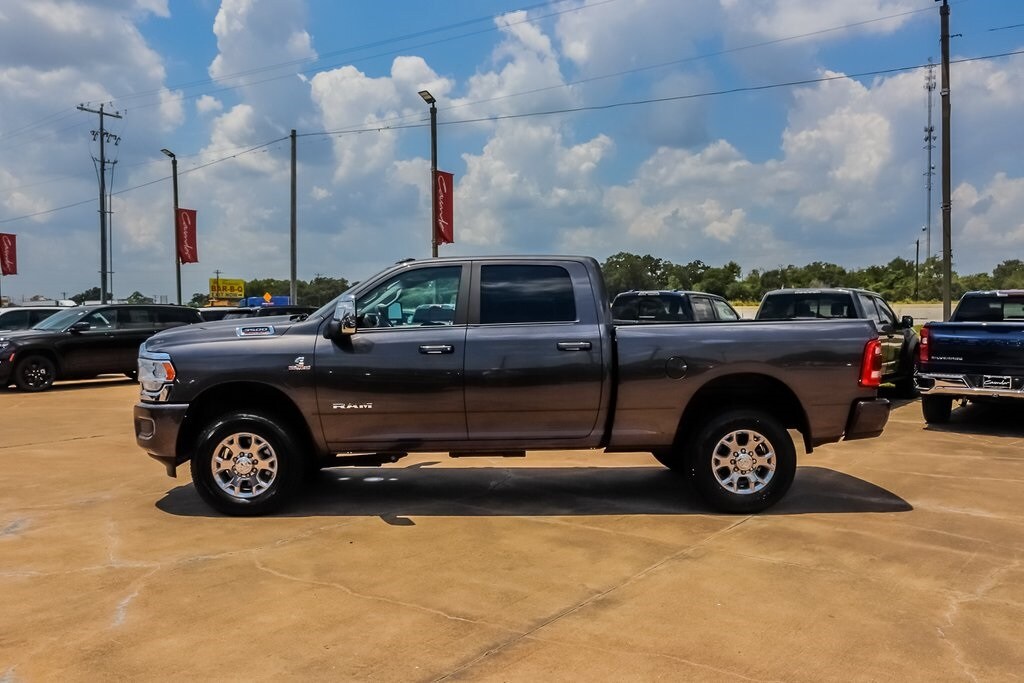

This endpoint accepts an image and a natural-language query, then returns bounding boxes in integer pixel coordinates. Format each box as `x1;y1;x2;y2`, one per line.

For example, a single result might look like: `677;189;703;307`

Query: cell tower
924;60;937;258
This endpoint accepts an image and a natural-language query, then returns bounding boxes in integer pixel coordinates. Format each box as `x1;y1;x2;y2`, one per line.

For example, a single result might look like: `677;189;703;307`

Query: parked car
0;306;68;331
611;290;741;323
756;288;919;393
916;290;1024;423
134;255;889;516
0;304;202;391
221;305;316;320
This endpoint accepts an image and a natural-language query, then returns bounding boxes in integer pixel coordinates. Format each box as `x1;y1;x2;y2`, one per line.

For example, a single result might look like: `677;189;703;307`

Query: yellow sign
209;278;245;299
263;292;272;303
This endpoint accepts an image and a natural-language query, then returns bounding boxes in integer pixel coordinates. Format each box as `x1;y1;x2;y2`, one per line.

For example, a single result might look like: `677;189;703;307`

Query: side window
120;307;153;329
1;310;30;328
712;299;739;321
82;310;115;330
690;296;716;322
156;307;197;327
30;310;55;326
480;264;576;324
857;294;882;323
873;297;897;326
356;266;461;328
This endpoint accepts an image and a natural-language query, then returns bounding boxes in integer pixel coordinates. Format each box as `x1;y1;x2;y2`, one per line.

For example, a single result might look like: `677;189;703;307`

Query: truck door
464;261;605;441
314;264;470;449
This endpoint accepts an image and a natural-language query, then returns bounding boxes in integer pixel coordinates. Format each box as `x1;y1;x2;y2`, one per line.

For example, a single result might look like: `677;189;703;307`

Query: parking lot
1;380;1022;681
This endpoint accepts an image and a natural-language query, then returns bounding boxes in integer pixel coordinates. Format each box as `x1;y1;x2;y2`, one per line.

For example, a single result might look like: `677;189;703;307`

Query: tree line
600;253;1024;303
66;255;1024;306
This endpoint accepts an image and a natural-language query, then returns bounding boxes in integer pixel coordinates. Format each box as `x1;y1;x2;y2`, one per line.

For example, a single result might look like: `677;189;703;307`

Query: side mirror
324;294;357;339
68;321;91;334
901;315;914;329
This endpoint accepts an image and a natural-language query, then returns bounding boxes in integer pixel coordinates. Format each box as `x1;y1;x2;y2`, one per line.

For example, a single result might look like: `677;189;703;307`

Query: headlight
0;340;10;353
138;349;176;398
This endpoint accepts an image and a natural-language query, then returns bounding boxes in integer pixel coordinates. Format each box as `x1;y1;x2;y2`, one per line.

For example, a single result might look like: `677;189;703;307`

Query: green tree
125;291;153;304
600;252;670;298
71;287;100;304
695;262;742;296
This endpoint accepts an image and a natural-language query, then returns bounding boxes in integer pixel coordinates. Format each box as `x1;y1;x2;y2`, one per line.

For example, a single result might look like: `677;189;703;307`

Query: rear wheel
14;355;56;392
687;410;796;514
190;411;305;516
921;396;952;424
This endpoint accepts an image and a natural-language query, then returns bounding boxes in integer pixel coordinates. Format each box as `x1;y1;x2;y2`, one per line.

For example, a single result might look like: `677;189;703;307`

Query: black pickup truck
916;290;1024;423
133;256;890;516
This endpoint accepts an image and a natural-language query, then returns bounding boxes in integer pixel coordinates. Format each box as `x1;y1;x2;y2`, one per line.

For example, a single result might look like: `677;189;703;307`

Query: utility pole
78;103;122;304
938;0;953;321
915;239;920;300
924;61;936;259
290;129;297;305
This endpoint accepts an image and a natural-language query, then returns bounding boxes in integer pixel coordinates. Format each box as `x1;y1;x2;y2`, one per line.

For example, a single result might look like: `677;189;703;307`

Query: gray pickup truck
133;256;890;516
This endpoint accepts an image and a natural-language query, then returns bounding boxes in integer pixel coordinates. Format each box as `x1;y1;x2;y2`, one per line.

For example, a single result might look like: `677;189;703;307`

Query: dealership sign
209;277;245;299
0;233;16;275
434;170;454;245
176;208;198;264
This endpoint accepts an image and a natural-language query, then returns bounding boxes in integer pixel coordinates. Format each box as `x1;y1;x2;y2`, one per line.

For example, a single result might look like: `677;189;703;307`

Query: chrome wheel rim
211;432;278;499
710;428;776;495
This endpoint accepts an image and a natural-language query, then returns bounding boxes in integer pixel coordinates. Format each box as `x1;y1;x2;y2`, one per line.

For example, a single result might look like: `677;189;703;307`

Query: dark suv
0;304;201;391
611;290;741;323
756;288;918;392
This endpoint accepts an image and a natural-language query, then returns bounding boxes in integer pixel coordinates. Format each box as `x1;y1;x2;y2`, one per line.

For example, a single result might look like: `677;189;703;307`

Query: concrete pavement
1;380;1022;681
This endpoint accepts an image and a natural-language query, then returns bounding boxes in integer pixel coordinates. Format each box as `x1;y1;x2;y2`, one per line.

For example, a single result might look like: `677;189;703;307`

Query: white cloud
310;186;329;200
196;95;224;114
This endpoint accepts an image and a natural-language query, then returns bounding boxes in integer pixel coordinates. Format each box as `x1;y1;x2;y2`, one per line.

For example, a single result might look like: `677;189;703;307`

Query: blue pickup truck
916;290;1024;423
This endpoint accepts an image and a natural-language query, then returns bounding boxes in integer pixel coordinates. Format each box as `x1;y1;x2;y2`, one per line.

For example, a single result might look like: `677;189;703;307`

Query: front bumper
916;372;1024;400
844;398;891;441
134;402;190;477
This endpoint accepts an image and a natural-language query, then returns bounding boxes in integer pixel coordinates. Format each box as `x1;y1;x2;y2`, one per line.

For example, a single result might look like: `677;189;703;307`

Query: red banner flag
0;233;16;275
176;208;199;264
434;170;454;245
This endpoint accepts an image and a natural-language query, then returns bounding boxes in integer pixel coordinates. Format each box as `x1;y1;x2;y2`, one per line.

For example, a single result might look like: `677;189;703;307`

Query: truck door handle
419;344;454;354
557;341;592;351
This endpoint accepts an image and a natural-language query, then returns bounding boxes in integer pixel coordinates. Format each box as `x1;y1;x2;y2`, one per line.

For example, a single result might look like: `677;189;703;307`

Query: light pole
915;238;920;300
161;148;181;304
418;89;438;258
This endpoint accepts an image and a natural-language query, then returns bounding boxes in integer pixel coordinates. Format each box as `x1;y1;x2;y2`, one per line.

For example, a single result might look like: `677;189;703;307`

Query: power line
3;48;1021;227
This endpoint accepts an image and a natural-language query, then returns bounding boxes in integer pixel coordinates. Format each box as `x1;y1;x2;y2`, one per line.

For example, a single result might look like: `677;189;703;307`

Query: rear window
758;292;856;319
952;295;1024;322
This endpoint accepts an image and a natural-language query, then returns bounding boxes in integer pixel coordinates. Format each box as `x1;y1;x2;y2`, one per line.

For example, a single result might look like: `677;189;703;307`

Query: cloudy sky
0;0;1022;302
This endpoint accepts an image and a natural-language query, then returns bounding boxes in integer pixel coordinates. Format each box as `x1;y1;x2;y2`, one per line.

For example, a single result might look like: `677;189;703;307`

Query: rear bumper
843;398;890;441
915;372;1024;400
134;402;189;476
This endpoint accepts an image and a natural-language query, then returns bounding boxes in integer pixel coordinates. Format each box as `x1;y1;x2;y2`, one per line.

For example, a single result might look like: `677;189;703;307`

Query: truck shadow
925;401;1024;438
156;465;911;519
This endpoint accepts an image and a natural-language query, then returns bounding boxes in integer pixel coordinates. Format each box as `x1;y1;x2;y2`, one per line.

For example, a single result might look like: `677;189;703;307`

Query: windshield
32;307;88;331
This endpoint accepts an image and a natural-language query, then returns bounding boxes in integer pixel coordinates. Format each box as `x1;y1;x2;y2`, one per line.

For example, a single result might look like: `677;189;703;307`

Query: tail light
919;326;930;364
859;338;882;387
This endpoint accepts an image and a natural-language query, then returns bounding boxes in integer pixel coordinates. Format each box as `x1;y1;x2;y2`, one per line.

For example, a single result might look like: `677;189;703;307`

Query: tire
14;355;56;392
921;396;952;424
687;410;797;514
892;372;917;398
190;411;305;516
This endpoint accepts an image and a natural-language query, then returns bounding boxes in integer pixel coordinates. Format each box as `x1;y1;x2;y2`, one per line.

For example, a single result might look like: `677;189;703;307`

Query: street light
160;148;181;304
418;90;438;258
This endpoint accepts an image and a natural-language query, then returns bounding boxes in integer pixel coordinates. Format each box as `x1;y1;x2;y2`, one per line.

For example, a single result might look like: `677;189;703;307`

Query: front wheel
190;411;305;516
687;410;796;514
14;355;56;392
